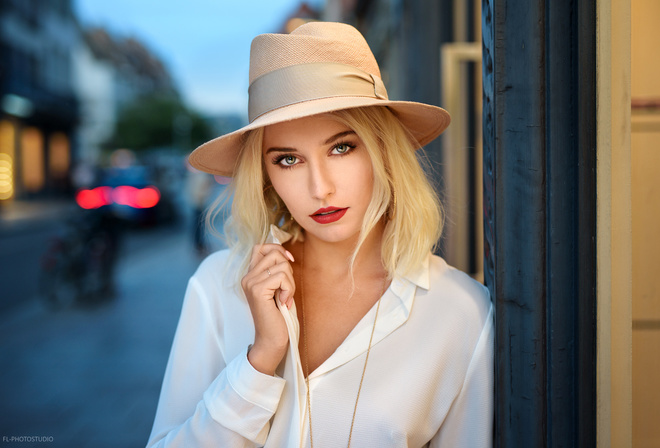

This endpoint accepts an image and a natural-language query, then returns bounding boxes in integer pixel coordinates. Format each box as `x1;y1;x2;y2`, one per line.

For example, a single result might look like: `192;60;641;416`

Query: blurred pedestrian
184;162;214;255
148;22;493;448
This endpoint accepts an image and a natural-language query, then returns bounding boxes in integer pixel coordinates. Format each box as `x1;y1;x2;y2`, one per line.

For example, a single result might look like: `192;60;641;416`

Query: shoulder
428;255;489;299
192;248;237;287
186;248;245;309
409;255;493;373
177;249;254;363
195;248;233;272
423;254;492;328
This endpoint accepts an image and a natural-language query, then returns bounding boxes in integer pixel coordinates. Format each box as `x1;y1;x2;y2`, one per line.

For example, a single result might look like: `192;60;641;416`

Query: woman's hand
241;244;296;376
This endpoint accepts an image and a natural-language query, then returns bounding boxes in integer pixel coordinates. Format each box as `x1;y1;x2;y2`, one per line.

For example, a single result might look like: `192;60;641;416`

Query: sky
73;0;325;118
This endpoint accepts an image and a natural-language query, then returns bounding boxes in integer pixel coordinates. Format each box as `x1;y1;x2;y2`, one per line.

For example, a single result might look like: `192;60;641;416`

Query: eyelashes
271;141;357;169
331;142;356;155
273;154;299;168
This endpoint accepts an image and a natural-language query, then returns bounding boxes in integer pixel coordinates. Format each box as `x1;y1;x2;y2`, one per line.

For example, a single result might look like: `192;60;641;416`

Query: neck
302;221;386;278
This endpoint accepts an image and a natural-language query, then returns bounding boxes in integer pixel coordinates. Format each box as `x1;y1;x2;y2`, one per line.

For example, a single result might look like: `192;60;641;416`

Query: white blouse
147;241;493;447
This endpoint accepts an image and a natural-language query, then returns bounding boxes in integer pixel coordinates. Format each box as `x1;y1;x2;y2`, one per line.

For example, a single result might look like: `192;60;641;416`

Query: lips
310;207;348;224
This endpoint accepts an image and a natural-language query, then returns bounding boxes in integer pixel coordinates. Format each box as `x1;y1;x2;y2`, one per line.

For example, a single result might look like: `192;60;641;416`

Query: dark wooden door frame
481;0;597;446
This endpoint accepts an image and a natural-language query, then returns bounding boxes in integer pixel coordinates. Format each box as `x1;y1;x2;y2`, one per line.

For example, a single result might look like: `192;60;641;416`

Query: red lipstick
310;206;348;224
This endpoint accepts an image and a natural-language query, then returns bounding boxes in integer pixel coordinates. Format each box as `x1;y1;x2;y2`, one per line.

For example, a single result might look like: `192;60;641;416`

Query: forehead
262;114;354;150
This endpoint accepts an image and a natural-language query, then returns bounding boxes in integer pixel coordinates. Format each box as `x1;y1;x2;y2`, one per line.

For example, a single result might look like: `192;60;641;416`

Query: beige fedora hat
188;21;451;177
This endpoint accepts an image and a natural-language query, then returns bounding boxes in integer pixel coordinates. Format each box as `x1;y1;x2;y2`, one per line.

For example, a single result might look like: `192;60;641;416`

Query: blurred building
0;0;80;201
0;0;178;203
326;1;658;446
73;27;177;179
280;2;321;34
325;0;483;278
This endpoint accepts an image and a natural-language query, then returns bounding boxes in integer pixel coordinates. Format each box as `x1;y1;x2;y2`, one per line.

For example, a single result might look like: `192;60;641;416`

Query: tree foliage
108;94;214;152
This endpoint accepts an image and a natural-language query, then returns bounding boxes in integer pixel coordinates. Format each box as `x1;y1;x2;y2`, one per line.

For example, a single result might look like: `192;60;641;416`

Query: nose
308;160;335;201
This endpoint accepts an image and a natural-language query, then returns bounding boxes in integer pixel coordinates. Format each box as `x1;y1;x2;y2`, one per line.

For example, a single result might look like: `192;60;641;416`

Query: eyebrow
265;130;357;154
324;130;356;144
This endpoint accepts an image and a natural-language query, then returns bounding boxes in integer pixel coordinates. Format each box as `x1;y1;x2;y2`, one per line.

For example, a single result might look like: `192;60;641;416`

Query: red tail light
135;186;160;208
76;186;161;210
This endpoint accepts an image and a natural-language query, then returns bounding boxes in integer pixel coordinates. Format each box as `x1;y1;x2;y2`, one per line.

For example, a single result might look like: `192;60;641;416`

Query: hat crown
188;21;450;177
248;22;381;85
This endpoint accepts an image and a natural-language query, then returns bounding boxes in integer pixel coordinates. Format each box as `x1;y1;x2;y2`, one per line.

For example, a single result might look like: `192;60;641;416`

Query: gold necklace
300;245;384;448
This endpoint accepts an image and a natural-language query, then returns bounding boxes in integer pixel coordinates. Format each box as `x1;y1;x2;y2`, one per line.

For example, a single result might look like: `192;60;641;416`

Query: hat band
248;62;389;122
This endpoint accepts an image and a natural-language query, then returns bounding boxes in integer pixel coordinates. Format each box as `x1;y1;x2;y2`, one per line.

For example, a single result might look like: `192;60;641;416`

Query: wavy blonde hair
206;106;443;283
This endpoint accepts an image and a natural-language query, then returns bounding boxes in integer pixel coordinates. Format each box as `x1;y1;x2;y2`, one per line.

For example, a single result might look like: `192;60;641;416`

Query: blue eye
331;142;355;155
275;155;299;167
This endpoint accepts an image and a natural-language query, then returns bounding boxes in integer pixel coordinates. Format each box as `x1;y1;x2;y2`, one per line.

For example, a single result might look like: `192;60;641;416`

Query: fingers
249;244;295;270
243;244;296;308
241;244;295;375
254;260;295;304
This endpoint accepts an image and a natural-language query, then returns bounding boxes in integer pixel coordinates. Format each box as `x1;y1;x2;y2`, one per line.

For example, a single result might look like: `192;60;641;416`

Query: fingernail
285;250;295;262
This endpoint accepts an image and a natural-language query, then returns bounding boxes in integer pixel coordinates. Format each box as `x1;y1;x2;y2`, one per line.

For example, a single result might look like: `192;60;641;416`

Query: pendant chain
300;244;384;448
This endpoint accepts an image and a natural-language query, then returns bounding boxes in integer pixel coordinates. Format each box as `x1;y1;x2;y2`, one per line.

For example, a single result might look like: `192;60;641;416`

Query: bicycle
39;209;121;309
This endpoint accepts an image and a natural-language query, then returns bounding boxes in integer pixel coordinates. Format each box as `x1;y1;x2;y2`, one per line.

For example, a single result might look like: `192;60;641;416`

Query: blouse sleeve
430;302;494;448
146;276;286;447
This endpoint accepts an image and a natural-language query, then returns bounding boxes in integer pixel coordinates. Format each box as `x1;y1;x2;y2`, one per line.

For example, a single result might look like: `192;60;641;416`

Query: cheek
356;159;376;207
264;163;285;193
274;184;295;206
268;173;298;211
344;155;374;193
264;163;284;197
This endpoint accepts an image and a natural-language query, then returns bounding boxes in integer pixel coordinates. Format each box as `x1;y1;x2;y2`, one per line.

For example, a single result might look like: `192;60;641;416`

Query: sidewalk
0;199;77;313
0;225;200;448
0;199;76;234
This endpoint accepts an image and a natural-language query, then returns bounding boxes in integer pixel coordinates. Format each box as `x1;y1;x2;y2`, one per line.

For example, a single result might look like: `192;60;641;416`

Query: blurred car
75;165;176;226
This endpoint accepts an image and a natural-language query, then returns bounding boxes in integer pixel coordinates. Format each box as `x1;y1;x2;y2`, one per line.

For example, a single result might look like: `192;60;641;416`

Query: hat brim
188;97;450;177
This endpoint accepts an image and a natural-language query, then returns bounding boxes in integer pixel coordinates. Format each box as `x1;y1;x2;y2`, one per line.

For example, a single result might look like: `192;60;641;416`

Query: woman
148;22;493;447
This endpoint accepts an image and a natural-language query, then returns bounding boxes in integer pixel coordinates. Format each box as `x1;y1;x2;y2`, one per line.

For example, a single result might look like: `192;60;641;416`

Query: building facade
0;0;80;200
73;27;176;184
321;0;644;446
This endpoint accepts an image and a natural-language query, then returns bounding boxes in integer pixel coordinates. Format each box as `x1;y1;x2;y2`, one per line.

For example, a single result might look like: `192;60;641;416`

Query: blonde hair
206;106;443;282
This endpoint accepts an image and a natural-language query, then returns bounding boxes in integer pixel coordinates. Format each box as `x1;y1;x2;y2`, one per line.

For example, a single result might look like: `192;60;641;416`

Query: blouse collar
268;224;431;307
268;226;433;379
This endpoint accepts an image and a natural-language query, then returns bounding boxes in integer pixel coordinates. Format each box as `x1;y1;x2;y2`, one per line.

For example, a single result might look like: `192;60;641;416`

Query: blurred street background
1;0;659;447
1;0;325;446
0;212;199;447
1;0;453;442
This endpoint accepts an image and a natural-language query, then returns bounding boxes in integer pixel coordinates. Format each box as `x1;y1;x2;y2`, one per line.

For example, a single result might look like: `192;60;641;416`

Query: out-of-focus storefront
0;1;78;203
324;0;656;446
0;118;74;201
0;0;177;207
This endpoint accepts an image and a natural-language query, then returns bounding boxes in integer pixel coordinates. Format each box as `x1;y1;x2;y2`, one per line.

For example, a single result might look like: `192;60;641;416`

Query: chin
304;224;361;244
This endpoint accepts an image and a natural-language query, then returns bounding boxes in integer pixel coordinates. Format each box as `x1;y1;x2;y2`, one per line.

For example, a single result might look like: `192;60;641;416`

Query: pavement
0;199;76;233
0;202;204;447
0;199;78;312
